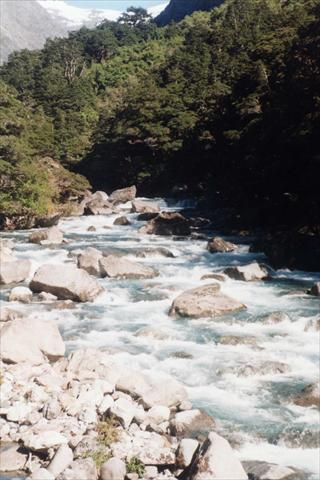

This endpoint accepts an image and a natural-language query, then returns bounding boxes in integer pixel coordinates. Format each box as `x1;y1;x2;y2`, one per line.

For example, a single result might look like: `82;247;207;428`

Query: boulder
110;397;136;429
22;431;68;451
201;273;226;282
293;381;320;408
242;461;307;480
87;225;96;232
84;191;114;215
0;306;23;322
35;214;60;228
128;430;175;466
38;291;58;302
135;247;175;258
220;361;290;377
113;216;131;226
47;444;73;477
188;432;247;479
1;317;65;364
169;284;246;318
139;212;191;236
171;410;215;438
0;243;14;262
0;259;31;285
259;312;291;324
29;468;55;480
176;439;199;468
224;262;269;281
99;255;158;279
9;286;33;303
30;264;103;301
309;282;320;296
207;236;236;253
147;405;171;424
131;199;160;214
218;335;258;346
58;458;98;480
77;248;103;277
28;226;63;245
109;185;137;204
137;212;159;221
0;443;27;471
100;458;126;480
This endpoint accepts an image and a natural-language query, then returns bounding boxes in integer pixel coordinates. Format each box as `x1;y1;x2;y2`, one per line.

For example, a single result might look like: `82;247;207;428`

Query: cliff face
155;0;224;26
0;0;67;64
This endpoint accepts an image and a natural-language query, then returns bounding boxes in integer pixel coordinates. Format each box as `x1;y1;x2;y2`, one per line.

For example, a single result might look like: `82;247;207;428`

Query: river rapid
1;198;319;478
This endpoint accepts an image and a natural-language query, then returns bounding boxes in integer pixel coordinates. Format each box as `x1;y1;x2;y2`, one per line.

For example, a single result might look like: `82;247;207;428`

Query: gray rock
9;286;33;303
100;457;126;480
169;284;246;318
176;439;199;468
48;445;73;477
99;255;158;279
218;335;258;346
109;185;137;204
58;458;98;480
259;312;291;324
139;211;191;236
131;199;160;214
171;410;215;438
77;248;103;276
0;443;27;471
200;273;226;281
0;259;31;285
29;468;55;480
207;236;236;253
30;264;103;301
135;247;175;258
242;460;307;480
293;381;320;408
309;282;320;296
224;262;269;281
113;216;131;226
28;226;63;245
38;291;58;302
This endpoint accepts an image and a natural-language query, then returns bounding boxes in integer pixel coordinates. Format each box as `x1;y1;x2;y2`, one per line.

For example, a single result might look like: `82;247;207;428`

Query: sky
65;0;167;9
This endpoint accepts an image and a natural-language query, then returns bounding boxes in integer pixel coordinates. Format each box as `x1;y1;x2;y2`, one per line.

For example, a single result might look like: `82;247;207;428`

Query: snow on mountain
149;2;169;17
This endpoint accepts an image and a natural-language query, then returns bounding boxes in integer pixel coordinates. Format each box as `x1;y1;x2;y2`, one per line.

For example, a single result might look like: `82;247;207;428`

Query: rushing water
1;198;319;478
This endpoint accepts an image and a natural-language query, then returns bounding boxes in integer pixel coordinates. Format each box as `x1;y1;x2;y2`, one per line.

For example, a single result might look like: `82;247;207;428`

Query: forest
0;0;319;231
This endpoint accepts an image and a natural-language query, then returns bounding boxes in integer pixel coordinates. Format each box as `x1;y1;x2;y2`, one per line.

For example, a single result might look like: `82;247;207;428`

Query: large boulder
84;191;115;215
242;461;308;480
188;432;247;479
109;185;137;204
139;212;191;236
207;236;236;253
77;248;103;277
28;226;63;245
113;216;131;226
0;242;14;262
58;458;97;480
171;409;215;438
293;381;320;408
100;458;126;480
309;282;320;296
9;286;33;303
30;264;104;301
0;444;27;471
47;445;73;477
224;262;269;281
1;317;65;364
99;255;158;279
0;259;31;285
131;199;160;214
169;284;246;318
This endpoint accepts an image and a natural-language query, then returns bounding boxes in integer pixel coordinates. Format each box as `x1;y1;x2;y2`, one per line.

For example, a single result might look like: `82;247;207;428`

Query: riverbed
1;198;319;478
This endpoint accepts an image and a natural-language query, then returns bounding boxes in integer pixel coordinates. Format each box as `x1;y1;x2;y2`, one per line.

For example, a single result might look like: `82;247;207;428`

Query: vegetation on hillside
0;1;319;229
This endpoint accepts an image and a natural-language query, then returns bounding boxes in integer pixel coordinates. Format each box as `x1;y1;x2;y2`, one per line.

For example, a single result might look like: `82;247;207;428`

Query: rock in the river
30;264;103;301
0;242;14;262
77;248;103;277
259;312;291;324
309;282;320;296
0;259;31;285
139;212;191;236
224;262;269;281
207;236;236;253
188;432;247;479
0;443;27;471
47;444;73;477
171;410;215;438
100;458;126;480
218;335;258;346
113;216;131;226
242;461;307;480
200;273;226;282
1;317;65;364
9;286;33;303
109;185;137;204
293;381;320;408
176;439;199;468
135;247;175;258
99;255;158;279
84;191;115;215
38;291;58;302
131;199;160;214
220;361;290;377
169;284;246;318
28;226;63;245
137;212;159;221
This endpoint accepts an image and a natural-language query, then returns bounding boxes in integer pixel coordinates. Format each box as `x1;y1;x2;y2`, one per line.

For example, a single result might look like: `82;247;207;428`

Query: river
1;198;319;478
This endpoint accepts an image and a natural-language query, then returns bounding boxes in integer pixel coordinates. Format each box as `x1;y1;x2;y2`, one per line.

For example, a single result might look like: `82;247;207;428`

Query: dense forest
0;0;319;231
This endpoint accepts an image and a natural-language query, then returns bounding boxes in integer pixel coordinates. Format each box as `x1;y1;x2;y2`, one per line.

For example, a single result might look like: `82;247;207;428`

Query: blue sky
65;0;167;10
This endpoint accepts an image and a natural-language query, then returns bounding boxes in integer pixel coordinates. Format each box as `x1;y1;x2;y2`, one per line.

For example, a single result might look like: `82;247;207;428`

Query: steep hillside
155;0;224;25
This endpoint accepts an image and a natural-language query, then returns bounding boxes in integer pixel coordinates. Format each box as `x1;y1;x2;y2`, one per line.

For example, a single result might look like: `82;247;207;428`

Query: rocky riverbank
1;186;319;479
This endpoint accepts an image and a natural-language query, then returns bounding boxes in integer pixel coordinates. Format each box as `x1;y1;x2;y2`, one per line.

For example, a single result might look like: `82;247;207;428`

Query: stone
0;259;31;285
189;432;247;479
114;216;131;226
176;439;199;468
221;361;290;377
0;443;27;471
77;248;103;276
58;458;98;480
0;244;14;262
218;335;258;346
28;226;63;245
109;185;137;204
110;397;136;429
0;306;23;322
129;430;175;466
147;406;170;424
224;262;269;281
98;395;114;415
1;317;65;364
293;381;320;408
169;284;246;318
171;410;215;438
201;273;226;282
87;225;96;232
135;247;175;258
30;264;103;302
9;286;33;303
30;468;55;480
207;236;236;253
242;461;307;480
259;312;291;324
309;282;320;296
144;466;158;478
6;402;32;422
134;326;172;341
84;191;114;215
47;444;73;477
99;255;157;279
38;291;58;302
131;200;160;214
100;457;126;480
137;212;159;222
22;431;68;451
139;212;191;236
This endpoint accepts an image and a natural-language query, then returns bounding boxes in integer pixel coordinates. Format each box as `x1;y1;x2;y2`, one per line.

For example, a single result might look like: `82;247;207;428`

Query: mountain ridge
155;0;225;26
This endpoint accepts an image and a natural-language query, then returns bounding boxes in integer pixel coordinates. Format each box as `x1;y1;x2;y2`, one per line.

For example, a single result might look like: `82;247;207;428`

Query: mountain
0;0;168;64
0;0;68;63
155;0;224;26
